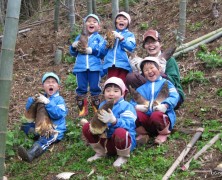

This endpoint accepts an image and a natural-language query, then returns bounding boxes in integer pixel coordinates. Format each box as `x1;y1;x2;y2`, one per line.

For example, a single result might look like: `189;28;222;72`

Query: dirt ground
5;0;222;178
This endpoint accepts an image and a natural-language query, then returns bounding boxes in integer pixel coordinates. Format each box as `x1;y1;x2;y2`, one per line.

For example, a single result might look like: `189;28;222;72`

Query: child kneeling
82;77;137;167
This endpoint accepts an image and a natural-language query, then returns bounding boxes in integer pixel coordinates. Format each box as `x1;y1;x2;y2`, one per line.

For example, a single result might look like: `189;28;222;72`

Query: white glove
36;93;50;104
135;104;148;112
72;41;79;48
112;31;124;40
153;104;167;113
85;47;92;54
98;109;116;124
159;57;166;73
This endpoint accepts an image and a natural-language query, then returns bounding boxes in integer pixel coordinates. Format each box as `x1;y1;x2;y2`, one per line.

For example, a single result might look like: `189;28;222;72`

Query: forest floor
4;0;222;179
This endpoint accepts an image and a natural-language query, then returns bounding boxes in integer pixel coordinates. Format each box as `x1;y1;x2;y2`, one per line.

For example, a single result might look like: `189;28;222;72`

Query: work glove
72;41;79;48
98;109;116;124
153;104;167;113
36;93;50;104
112;31;124;40
135;104;148;112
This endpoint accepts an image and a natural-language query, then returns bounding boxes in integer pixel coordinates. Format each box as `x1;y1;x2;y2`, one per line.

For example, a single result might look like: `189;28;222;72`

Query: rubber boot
113;145;131;167
136;126;149;145
154;123;171;145
18;143;44;162
87;142;106;162
91;95;101;113
76;95;88;117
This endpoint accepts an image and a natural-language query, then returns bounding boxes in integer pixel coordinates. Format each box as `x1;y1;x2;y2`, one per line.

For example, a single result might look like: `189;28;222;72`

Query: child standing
126;29;185;109
82;77;137;167
102;12;136;85
69;14;105;117
18;72;68;162
130;57;179;145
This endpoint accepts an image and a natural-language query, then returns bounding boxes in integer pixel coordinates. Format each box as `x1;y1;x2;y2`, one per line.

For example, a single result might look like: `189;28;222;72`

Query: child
82;77;137;167
102;12;136;85
130;57;179;145
69;14;105;117
126;29;185;109
18;72;68;162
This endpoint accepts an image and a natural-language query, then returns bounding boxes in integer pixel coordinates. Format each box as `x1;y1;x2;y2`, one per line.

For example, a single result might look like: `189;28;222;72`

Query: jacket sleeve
119;32;136;53
45;97;68;120
109;104;137;131
25;97;35;110
69;35;80;57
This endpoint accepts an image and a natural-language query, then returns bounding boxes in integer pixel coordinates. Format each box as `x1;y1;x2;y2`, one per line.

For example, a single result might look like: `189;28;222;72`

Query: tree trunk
54;0;60;32
92;0;97;14
124;0;129;13
0;0;21;178
178;0;187;45
87;0;92;14
69;0;75;32
112;0;119;28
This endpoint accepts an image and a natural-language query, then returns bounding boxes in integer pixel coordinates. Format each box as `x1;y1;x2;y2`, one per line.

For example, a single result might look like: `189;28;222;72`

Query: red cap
143;29;160;41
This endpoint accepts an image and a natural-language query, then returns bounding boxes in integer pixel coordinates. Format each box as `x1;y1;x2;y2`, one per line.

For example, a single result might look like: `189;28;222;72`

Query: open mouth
49;87;54;93
89;26;94;31
118;23;125;28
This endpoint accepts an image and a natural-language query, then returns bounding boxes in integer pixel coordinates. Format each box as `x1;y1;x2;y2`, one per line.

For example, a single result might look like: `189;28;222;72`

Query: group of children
18;12;185;168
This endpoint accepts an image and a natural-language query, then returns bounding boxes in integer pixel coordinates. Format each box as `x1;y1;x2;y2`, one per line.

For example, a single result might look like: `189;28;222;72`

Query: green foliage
70;25;81;43
6;123;33;158
187;21;203;32
63;53;75;64
216;88;222;97
197;45;222;68
64;73;77;91
181;70;206;85
140;22;148;30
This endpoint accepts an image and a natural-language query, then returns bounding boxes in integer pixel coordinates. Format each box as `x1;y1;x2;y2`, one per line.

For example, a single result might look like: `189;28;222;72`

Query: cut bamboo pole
175;27;222;52
162;127;204;180
173;30;222;58
182;133;221;171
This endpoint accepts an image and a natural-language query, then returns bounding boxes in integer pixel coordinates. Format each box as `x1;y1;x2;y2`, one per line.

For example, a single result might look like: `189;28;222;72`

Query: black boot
18;143;43;162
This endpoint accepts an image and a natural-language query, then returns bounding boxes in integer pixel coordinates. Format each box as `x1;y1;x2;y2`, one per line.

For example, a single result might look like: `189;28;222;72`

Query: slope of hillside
5;0;222;179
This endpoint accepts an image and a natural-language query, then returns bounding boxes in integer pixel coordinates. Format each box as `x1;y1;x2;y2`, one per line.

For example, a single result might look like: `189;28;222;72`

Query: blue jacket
102;28;136;72
69;32;106;74
130;77;179;130
100;97;137;151
26;92;68;140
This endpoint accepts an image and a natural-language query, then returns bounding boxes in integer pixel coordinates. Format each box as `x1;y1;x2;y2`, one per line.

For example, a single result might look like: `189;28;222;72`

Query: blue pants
75;70;101;96
21;122;59;151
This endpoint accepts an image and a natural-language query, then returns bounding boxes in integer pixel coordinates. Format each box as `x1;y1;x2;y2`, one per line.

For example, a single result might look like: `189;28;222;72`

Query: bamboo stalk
182;133;221;171
162;127;204;180
175;27;222;52
0;0;21;178
173;30;222;58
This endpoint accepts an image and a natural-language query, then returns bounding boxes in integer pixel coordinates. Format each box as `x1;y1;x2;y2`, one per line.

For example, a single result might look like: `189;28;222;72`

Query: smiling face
42;77;60;97
115;15;129;30
142;62;161;82
104;84;122;104
85;17;100;34
144;37;162;57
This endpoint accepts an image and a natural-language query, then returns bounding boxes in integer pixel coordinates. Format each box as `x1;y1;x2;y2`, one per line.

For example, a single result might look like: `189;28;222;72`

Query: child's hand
135;104;148;112
153;104;167;113
98;109;116;124
36;94;50;104
72;41;79;48
112;31;124;40
85;47;92;54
